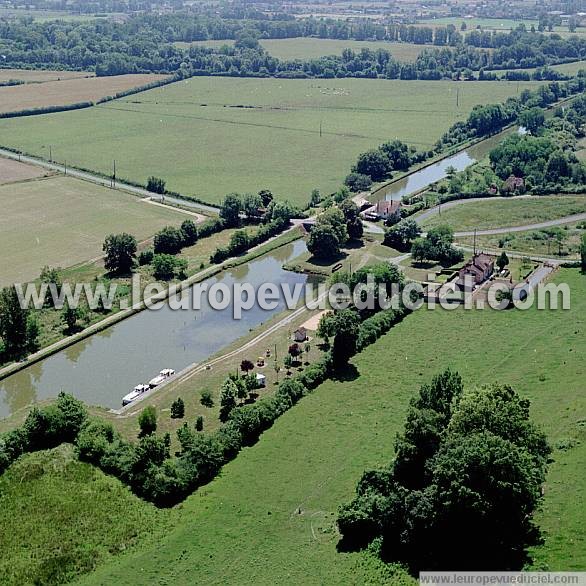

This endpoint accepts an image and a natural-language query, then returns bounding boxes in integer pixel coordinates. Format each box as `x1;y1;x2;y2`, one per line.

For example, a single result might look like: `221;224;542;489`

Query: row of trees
338;370;551;571
2;14;586;79
436;76;586;151
349;139;422;185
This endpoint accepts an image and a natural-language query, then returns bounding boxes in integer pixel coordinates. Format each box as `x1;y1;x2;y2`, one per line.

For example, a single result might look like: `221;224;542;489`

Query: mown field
456;220;586;258
0;444;167;586
177;38;426;61
0;68;93;83
0;174;191;286
0;73;167;114
0;77;539;206
77;269;585;585
419;196;586;231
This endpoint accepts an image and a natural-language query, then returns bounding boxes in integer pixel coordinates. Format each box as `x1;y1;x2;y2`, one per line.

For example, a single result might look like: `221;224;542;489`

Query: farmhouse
455;253;495;291
361;200;401;222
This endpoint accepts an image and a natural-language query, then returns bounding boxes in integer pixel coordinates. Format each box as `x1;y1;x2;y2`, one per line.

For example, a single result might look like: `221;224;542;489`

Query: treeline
209;217;290;264
436;76;586;150
436;93;586;198
0;270;409;507
2;15;586;79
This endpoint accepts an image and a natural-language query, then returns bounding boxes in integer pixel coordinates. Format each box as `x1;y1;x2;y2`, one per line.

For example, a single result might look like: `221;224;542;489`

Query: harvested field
0;174;193;286
0;69;93;83
0;74;168;115
0;156;50;184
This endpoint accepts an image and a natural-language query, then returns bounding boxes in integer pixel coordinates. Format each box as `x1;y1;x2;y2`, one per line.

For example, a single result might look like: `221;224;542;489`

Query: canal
374;128;516;202
0;239;311;418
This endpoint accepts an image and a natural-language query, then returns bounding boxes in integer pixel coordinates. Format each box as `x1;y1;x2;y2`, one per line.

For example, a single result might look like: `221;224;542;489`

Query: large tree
330;309;361;370
384;219;421;251
154;226;184;255
354;149;391;182
307;224;340;259
338;372;550;571
103;233;137;275
0;285;35;355
219;193;242;227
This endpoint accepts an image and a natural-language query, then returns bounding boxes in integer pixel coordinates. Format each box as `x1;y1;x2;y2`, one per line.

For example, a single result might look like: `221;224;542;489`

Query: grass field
0;77;538;206
0;73;166;114
177;38;426;62
77;268;585;584
0;68;93;83
0;444;167;586
0;175;192;286
419;196;586;231
456;220;586;258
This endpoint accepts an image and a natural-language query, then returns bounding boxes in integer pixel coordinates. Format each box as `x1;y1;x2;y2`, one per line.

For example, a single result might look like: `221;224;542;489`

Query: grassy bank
76;269;585;584
0;444;168;586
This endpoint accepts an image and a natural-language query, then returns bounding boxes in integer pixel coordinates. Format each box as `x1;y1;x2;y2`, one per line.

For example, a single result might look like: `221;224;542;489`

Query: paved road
0;147;219;215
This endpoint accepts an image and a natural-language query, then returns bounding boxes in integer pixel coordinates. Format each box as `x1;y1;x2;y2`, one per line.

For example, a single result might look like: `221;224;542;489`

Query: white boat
122;384;149;406
148;368;175;388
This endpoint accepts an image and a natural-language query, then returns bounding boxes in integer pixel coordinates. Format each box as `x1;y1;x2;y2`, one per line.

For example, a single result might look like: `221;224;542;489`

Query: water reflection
376;128;515;202
0;240;310;418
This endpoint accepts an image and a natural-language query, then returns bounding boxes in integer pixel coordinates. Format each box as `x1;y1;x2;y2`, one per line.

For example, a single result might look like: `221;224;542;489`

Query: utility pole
456;87;460;108
319;120;322;138
64;160;67;175
473;228;477;256
112;160;116;189
49;146;52;162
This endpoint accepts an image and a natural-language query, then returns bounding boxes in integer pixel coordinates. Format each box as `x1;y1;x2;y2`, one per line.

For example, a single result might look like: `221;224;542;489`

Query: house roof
376;200;401;214
458;253;494;279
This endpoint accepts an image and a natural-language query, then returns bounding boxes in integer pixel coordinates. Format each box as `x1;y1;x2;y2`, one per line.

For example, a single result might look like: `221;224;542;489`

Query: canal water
0;239;311;418
375;128;515;202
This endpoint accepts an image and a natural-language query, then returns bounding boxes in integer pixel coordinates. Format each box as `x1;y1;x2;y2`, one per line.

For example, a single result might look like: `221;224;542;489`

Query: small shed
256;373;267;388
292;327;308;342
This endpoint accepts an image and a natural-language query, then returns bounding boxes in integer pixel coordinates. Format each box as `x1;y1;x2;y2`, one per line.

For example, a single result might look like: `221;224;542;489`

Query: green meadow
72;269;585;585
0;77;538;206
419;196;586;231
177;38;427;62
0;444;166;586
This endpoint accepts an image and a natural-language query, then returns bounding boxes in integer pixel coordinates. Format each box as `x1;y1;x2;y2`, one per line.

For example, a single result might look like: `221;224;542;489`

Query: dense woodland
1;15;586;79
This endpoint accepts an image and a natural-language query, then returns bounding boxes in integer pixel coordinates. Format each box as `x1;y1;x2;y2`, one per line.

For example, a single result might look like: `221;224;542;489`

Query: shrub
200;389;214;408
138;248;154;266
170;398;185;419
138;406;157;437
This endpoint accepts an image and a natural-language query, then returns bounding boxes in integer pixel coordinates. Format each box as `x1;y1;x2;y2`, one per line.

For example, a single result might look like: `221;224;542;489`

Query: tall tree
103;233;137;275
0;285;32;354
219;193;242;227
